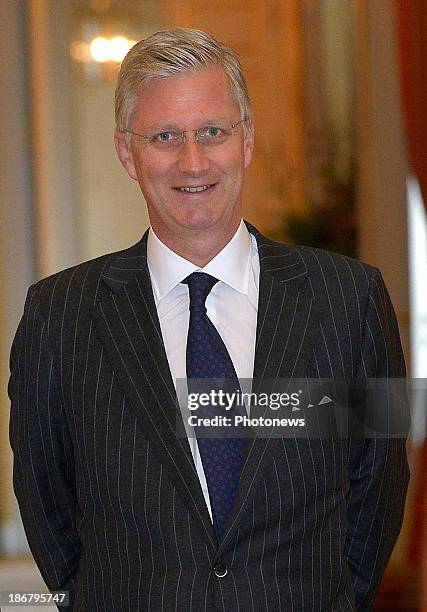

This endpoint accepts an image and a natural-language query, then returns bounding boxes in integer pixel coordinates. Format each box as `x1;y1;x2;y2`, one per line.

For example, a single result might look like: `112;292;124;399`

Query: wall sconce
70;1;139;81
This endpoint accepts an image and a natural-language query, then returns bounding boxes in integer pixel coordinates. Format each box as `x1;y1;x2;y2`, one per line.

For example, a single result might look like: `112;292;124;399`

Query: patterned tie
182;272;247;540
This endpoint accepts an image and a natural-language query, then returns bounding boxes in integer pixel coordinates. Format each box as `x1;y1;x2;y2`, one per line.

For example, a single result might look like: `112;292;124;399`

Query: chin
184;206;239;230
180;211;222;230
182;220;219;233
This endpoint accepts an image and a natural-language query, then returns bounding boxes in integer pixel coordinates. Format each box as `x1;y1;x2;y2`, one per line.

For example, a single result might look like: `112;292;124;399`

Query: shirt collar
147;220;253;301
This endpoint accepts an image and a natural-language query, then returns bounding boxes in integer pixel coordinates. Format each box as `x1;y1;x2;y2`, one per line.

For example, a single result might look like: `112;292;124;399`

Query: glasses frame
121;118;248;148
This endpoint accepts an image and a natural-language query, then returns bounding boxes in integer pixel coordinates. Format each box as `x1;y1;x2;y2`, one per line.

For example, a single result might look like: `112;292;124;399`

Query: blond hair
115;28;252;132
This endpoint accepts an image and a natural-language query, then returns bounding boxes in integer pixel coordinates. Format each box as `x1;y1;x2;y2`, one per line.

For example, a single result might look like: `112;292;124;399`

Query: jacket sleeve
344;267;410;611
8;285;81;611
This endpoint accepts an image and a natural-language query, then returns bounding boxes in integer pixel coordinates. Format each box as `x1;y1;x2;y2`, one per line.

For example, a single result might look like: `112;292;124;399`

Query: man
9;28;408;611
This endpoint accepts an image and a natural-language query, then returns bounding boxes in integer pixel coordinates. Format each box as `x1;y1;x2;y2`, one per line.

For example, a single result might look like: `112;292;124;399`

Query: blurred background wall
1;1;426;610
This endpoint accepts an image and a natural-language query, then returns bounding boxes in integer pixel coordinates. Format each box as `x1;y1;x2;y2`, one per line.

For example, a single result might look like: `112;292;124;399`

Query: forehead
132;66;240;128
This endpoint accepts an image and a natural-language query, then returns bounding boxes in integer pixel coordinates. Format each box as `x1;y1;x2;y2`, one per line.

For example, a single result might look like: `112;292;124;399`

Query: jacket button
213;564;228;578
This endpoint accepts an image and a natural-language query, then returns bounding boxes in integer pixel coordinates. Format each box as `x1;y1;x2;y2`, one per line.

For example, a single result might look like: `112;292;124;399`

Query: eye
158;132;172;141
201;126;224;138
150;131;179;143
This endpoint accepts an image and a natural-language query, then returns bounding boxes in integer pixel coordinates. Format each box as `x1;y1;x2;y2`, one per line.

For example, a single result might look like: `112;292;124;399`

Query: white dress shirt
147;220;260;519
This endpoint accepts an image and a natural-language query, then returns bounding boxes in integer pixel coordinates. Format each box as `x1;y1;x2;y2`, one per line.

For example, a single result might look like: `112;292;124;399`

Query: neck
153;221;241;266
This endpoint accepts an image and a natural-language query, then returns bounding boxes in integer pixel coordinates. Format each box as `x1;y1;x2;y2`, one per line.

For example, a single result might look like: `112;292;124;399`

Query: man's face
115;66;254;247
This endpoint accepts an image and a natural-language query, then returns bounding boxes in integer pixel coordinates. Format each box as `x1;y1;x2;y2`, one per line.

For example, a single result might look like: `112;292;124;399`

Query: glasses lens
197;125;233;146
149;131;183;149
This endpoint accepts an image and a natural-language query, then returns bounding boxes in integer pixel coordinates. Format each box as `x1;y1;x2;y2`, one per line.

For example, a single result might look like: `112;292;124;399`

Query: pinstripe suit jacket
9;223;409;612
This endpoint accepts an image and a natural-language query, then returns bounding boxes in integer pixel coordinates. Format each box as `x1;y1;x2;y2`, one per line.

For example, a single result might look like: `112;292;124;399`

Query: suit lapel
216;225;320;553
92;233;217;551
253;230;316;382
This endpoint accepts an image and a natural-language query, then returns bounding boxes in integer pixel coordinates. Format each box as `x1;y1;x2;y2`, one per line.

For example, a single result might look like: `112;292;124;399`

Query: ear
114;130;139;181
243;120;254;168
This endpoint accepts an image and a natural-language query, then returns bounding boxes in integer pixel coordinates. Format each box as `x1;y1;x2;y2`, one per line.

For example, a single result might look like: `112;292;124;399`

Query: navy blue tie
182;272;247;540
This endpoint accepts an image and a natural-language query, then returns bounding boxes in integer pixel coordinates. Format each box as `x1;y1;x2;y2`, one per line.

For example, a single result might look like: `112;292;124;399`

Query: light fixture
71;1;140;81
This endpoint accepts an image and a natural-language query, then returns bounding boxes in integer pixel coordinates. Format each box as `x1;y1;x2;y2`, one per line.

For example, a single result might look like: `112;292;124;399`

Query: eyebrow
142;118;233;132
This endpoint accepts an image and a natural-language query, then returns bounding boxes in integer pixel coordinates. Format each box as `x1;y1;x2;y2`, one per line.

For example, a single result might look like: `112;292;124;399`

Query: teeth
179;185;211;192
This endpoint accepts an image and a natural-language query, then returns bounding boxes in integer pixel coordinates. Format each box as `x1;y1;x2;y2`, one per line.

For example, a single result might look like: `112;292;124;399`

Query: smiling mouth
175;183;216;193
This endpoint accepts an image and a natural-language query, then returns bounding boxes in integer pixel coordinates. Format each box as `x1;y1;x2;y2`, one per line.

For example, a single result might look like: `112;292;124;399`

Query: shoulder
248;220;380;292
291;243;379;290
285;244;386;310
26;234;148;316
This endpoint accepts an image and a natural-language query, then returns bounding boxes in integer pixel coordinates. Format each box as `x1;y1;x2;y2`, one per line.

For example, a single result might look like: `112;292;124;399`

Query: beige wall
1;0;36;551
74;81;150;261
353;0;410;366
28;0;155;275
0;226;10;524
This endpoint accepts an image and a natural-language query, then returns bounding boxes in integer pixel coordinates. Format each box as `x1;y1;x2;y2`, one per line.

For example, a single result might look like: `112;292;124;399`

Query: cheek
218;150;246;176
136;159;172;189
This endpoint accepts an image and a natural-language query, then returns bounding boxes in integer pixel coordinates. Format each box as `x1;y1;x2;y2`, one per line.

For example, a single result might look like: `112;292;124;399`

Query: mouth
174;183;216;193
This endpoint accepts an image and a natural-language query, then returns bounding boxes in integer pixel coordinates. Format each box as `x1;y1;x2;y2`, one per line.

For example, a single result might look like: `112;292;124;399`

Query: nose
177;133;210;176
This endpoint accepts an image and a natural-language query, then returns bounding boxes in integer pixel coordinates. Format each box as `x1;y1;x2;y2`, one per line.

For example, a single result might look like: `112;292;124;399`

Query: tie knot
182;272;219;309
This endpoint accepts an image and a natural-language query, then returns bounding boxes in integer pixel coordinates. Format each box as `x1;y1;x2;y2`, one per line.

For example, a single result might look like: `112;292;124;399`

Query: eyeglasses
122;119;247;151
